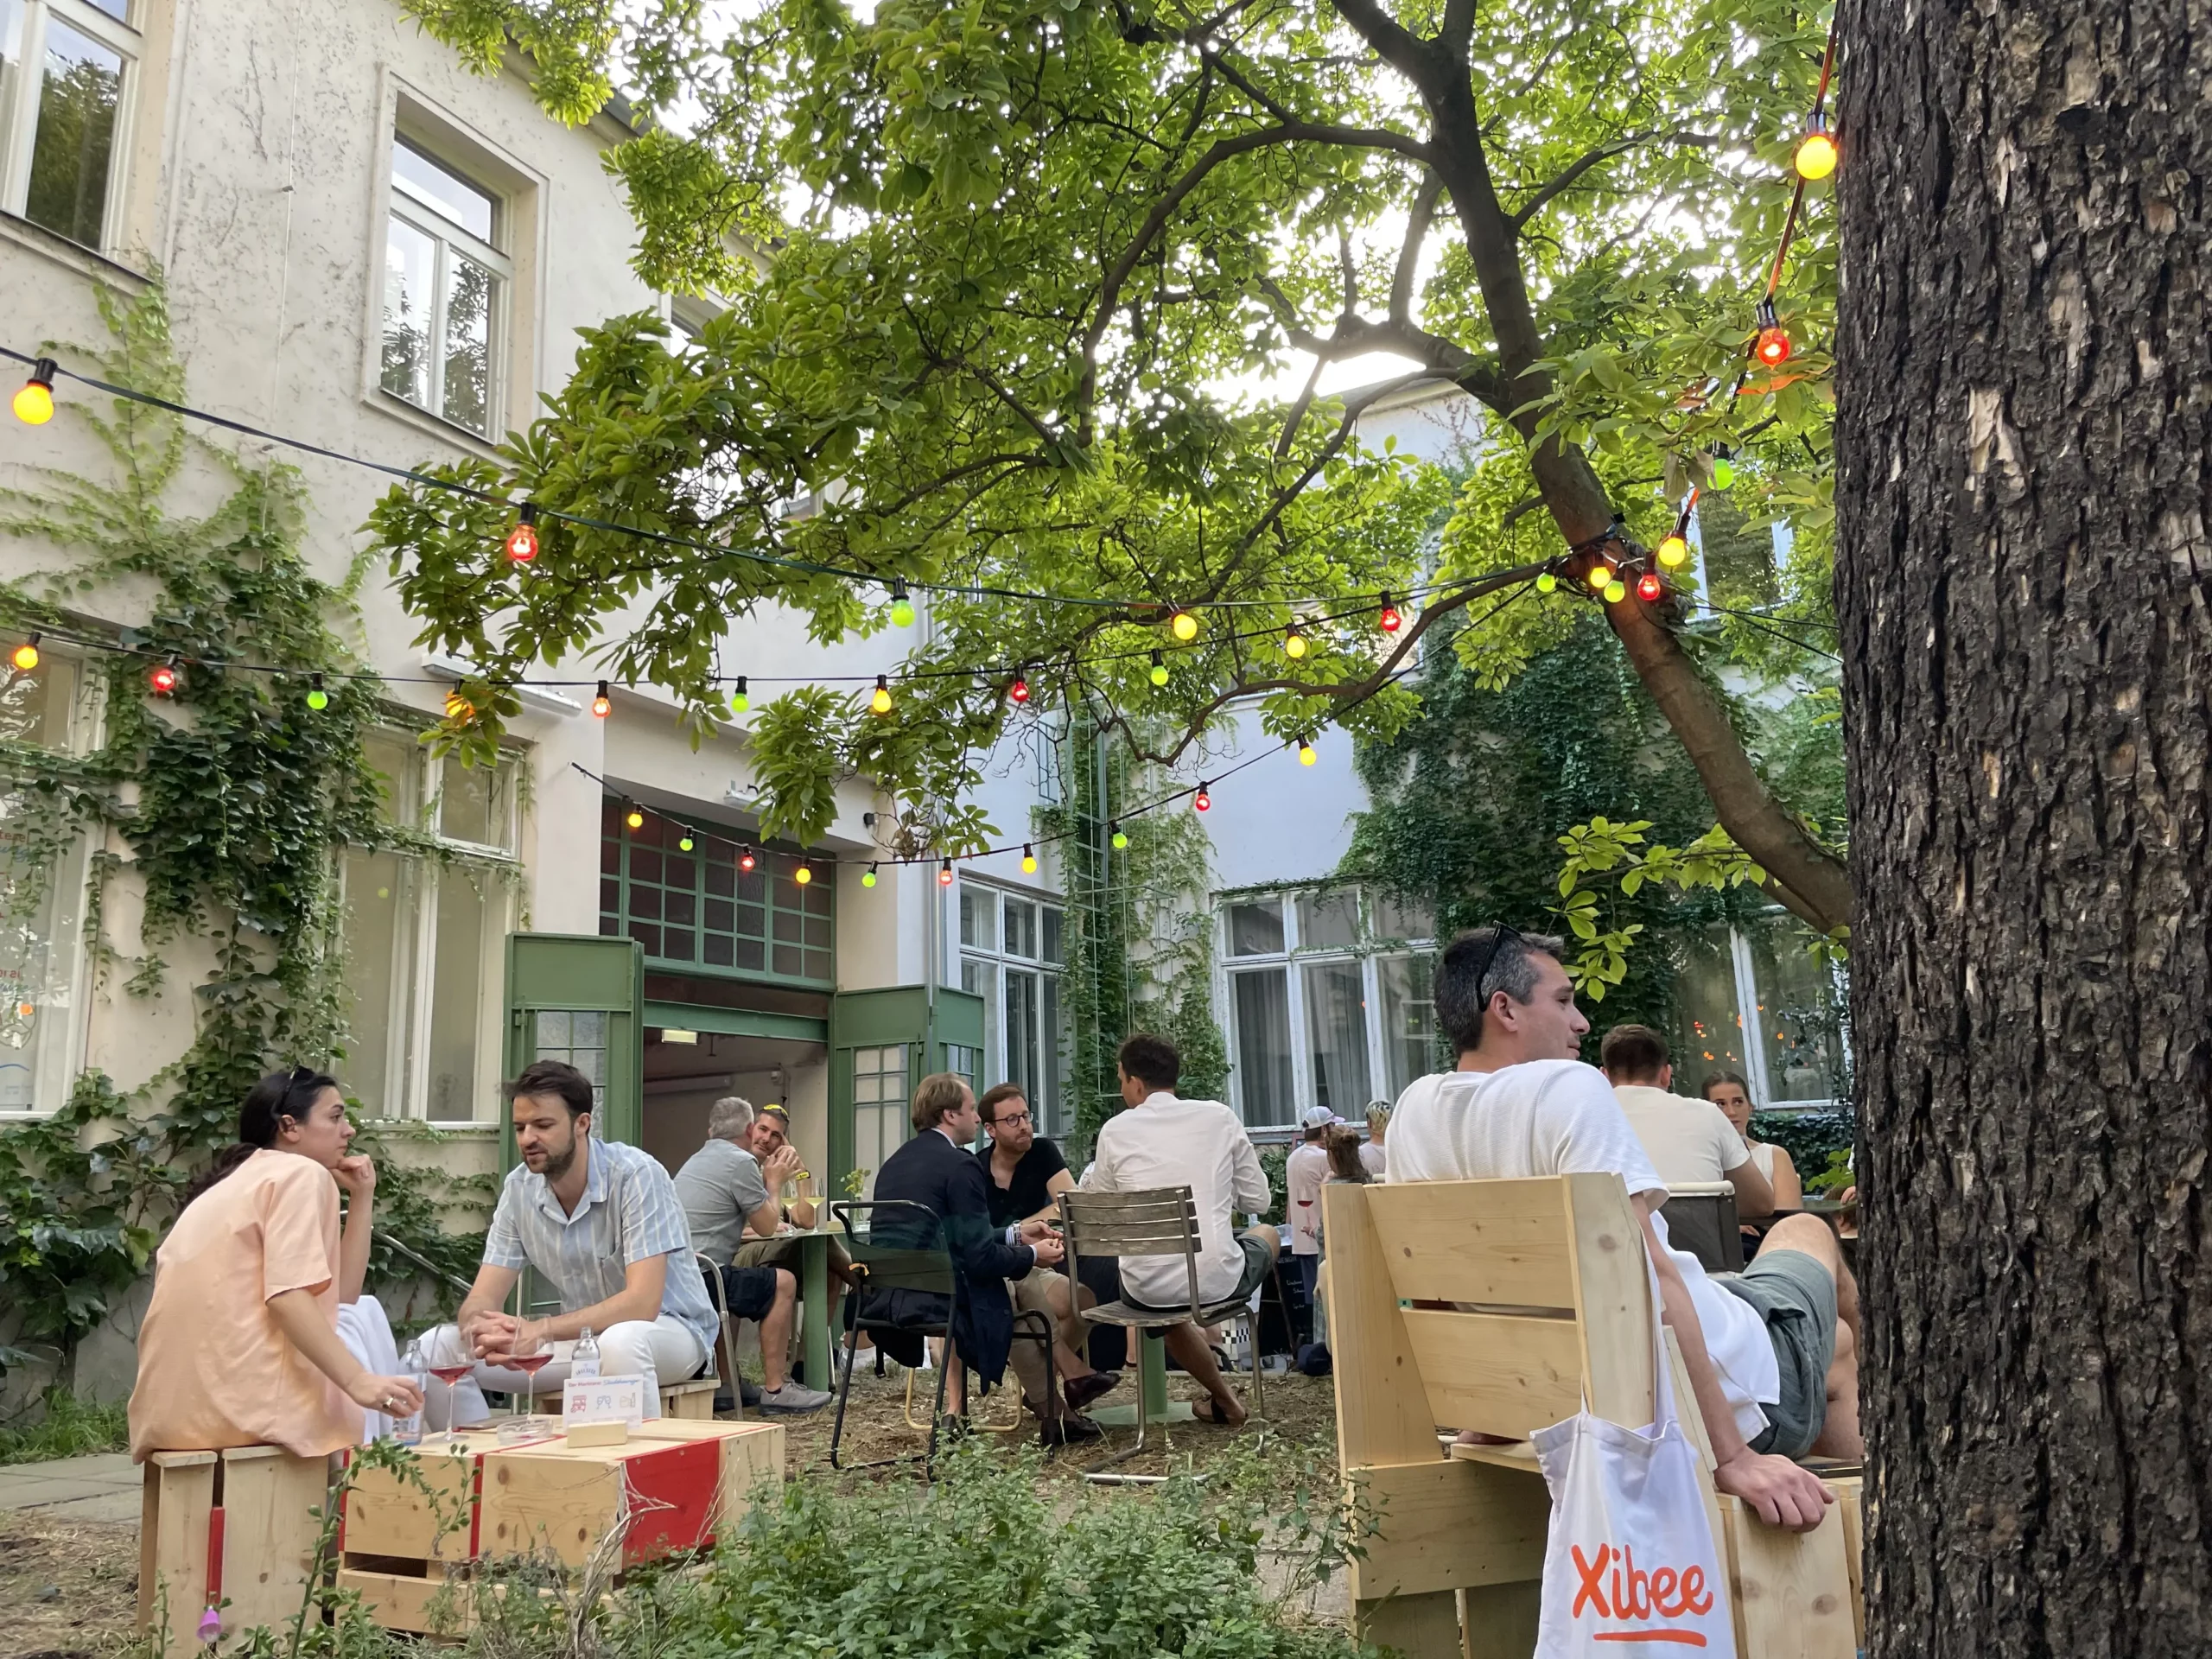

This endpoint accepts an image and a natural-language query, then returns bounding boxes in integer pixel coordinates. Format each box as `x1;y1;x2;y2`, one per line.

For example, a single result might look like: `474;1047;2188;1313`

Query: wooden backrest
1327;1173;1658;1441
1058;1187;1204;1308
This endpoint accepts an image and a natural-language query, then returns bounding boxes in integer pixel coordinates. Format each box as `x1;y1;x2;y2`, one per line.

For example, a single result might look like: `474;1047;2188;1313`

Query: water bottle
570;1325;600;1382
391;1338;424;1446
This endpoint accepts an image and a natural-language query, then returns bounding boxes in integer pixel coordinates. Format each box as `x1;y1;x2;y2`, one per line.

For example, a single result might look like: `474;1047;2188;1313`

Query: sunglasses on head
1467;925;1526;1007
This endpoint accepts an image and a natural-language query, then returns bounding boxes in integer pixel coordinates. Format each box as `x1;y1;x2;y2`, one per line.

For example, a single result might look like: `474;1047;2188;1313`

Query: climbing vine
0;283;495;1379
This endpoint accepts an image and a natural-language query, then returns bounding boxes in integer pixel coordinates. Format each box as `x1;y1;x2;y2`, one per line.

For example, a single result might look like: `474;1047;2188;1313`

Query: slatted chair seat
1325;1173;1860;1659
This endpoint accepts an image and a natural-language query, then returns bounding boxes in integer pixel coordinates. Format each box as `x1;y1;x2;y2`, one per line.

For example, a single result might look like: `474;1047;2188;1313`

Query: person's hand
1029;1231;1065;1266
332;1154;377;1199
467;1312;521;1360
764;1145;803;1184
348;1371;426;1416
1713;1449;1835;1530
1017;1217;1058;1243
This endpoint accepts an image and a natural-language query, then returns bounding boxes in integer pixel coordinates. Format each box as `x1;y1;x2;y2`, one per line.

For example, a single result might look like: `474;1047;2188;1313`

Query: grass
0;1387;130;1465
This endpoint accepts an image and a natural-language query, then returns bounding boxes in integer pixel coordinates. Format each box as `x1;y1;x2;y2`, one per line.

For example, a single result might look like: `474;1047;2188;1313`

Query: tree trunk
1835;2;2212;1654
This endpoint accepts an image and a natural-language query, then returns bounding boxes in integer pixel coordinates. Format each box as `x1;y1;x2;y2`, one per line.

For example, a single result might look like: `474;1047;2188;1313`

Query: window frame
378;131;512;438
0;0;141;255
597;804;835;989
952;876;1071;1135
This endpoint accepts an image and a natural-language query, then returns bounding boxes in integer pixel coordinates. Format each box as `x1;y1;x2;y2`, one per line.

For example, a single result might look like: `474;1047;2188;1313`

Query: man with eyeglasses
976;1084;1124;1405
1385;926;1859;1532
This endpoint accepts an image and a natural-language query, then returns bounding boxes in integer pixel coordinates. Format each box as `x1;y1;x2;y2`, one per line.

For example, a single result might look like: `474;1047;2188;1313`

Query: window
850;1043;907;1198
532;1011;607;1111
1672;913;1847;1109
0;0;137;253
0;652;96;1114
336;734;519;1122
1218;887;1438;1127
380;136;509;437
957;880;1071;1135
599;803;833;985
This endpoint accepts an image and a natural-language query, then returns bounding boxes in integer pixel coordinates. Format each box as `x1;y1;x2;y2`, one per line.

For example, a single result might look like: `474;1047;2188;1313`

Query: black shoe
1039;1414;1105;1448
934;1412;973;1441
1065;1370;1121;1414
740;1376;763;1408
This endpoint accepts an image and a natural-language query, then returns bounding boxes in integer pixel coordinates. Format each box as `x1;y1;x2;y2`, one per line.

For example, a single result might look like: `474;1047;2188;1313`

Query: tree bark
1836;2;2212;1654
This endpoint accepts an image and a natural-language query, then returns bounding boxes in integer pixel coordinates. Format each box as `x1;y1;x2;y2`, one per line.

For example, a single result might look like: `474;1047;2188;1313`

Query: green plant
0;1384;130;1462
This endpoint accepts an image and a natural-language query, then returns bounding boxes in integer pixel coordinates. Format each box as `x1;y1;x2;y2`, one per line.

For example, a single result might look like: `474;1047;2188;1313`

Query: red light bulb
739;849;756;873
938;859;954;886
1757;327;1792;367
1637;572;1663;601
1193;786;1211;812
1008;674;1030;704
149;660;179;696
1377;593;1402;633
592;680;611;718
505;503;539;564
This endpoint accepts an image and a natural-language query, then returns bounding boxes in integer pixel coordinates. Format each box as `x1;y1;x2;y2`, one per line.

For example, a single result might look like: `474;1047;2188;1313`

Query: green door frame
827;986;986;1191
502;932;646;1156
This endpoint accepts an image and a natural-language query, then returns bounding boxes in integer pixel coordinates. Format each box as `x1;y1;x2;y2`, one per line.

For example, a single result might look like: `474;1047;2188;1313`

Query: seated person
1600;1024;1775;1217
671;1096;832;1414
419;1060;724;1426
1702;1069;1804;1211
1080;1033;1277;1429
975;1082;1119;1405
862;1073;1102;1446
1389;928;1861;1530
130;1069;425;1460
731;1104;855;1336
1358;1103;1390;1179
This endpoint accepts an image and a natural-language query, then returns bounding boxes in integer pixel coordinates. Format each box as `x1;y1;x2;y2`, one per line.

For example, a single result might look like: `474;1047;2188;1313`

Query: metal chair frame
694;1251;745;1420
1058;1185;1266;1471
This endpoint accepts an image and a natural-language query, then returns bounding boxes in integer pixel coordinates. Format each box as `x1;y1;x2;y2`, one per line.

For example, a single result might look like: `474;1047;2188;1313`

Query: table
1088;1332;1195;1429
793;1225;836;1389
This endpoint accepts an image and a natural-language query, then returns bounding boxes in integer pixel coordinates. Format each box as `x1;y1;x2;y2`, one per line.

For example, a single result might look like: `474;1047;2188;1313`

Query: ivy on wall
0;284;494;1379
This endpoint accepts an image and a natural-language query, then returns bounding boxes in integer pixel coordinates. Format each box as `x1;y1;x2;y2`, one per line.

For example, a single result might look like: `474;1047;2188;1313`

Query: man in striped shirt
419;1060;720;1425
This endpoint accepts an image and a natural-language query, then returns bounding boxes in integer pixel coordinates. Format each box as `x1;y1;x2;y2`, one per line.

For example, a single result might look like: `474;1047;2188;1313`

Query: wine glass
506;1323;554;1434
423;1352;475;1449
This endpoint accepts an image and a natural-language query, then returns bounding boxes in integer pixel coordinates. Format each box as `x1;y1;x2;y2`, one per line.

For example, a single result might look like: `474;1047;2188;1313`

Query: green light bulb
1712;456;1735;490
1604;579;1627;603
678;833;695;852
1111;829;1128;850
305;688;329;710
1535;572;1557;594
890;596;915;627
862;868;878;888
1149;663;1169;687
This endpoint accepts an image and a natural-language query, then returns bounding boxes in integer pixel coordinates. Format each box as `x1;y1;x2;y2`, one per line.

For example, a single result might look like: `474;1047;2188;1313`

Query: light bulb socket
27;358;55;392
1756;297;1779;331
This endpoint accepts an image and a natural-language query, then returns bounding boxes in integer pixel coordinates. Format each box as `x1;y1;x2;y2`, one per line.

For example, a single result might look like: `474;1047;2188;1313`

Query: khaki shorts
734;1235;853;1275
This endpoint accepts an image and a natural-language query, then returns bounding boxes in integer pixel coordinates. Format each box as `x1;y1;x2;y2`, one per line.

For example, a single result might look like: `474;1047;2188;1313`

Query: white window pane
1302;958;1371;1115
1230;969;1293;1126
0;793;86;1112
436;754;509;849
1040;973;1065;1133
442;251;496;436
424;875;488;1122
1376;954;1437;1101
572;1010;605;1047
1006;969;1039;1100
1674;925;1752;1087
25;19;122;249
1745;916;1848;1103
1041;906;1063;965
963;957;999;1084
338;850;406;1117
0;653;78;749
84;0;130;18
361;730;416;822
1004;899;1036;959
958;887;995;950
1297;891;1359;951
1374;892;1433;942
381;215;436;408
392;139;494;240
1226;900;1284;957
537;1009;570;1047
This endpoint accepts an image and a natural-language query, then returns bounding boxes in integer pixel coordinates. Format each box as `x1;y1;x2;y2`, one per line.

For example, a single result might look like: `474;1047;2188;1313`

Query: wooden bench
1323;1173;1859;1659
140;1445;331;1655
659;1376;721;1420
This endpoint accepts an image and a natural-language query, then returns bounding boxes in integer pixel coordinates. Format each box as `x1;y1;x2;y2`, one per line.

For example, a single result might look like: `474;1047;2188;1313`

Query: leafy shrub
0;1386;130;1463
1747;1109;1853;1181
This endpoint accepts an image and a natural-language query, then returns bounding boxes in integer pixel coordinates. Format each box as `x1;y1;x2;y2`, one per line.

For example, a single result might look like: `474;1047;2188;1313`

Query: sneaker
758;1382;834;1415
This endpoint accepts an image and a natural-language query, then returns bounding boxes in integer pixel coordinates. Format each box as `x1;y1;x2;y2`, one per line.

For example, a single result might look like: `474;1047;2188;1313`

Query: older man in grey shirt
672;1096;828;1414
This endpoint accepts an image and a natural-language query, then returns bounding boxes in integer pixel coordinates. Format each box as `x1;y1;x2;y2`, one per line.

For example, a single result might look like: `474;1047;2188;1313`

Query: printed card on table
563;1373;646;1428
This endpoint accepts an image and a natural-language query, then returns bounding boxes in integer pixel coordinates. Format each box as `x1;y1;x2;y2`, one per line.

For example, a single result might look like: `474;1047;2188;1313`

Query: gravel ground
0;1510;139;1659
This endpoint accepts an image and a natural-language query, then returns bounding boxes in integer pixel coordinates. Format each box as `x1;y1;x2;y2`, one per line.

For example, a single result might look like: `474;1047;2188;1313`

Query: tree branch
1390;170;1446;325
1507;130;1721;232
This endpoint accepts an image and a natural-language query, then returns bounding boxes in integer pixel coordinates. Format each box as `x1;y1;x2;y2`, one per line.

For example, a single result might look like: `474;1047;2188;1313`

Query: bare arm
1635;1199;1831;1529
1023;1166;1078;1224
1768;1147;1803;1211
483;1255;669;1354
332;1157;376;1305
456;1262;521;1335
268;1288;423;1415
1727;1152;1775;1219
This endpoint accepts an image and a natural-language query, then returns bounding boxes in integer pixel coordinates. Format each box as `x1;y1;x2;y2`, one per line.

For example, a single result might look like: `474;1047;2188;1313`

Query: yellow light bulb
795;865;812;886
1170;611;1199;642
1794;130;1839;181
12;380;54;426
1284;630;1307;660
10;640;38;671
626;807;645;830
869;679;893;715
1656;534;1689;569
1021;846;1038;874
1586;563;1613;593
1298;742;1317;766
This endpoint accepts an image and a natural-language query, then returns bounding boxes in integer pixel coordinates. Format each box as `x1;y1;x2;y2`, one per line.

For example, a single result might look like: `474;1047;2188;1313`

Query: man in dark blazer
861;1072;1103;1446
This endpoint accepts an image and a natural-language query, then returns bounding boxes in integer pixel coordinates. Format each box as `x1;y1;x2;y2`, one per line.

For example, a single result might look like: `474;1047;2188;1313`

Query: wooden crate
660;1377;720;1420
139;1446;332;1655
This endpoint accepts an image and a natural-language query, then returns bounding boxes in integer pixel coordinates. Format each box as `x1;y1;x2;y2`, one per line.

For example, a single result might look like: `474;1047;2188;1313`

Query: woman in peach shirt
129;1069;423;1460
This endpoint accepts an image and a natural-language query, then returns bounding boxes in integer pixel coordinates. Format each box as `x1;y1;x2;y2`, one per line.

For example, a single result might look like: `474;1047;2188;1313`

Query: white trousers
416;1318;705;1427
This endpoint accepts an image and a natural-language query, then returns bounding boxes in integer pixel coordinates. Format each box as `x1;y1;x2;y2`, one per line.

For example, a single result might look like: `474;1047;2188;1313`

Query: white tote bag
1529;1338;1736;1656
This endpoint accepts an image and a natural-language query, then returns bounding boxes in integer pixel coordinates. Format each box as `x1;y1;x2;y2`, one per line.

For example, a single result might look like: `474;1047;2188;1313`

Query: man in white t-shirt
1083;1033;1275;1428
1599;1024;1774;1217
1389;926;1860;1530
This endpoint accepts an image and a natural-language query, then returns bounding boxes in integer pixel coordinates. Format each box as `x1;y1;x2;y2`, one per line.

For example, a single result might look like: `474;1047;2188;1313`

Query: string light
306;673;328;711
1169;609;1199;642
888;581;915;627
862;862;878;888
1007;671;1030;704
678;829;696;852
1604;577;1628;604
1283;624;1307;659
10;634;39;671
938;858;953;886
1755;299;1792;367
1148;650;1168;687
1535;572;1558;594
1637;572;1664;602
444;689;472;721
593;680;611;718
1710;449;1736;490
504;502;539;565
12;359;54;426
1109;821;1128;849
730;675;749;714
1585;563;1613;594
1297;735;1317;766
1193;782;1211;812
1794;112;1838;181
625;803;645;830
740;847;757;872
869;674;893;715
1377;593;1402;633
1021;843;1037;873
1656;534;1690;569
795;863;812;886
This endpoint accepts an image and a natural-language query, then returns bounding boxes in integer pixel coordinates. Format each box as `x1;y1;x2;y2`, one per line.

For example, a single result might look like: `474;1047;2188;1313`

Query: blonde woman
1701;1070;1803;1211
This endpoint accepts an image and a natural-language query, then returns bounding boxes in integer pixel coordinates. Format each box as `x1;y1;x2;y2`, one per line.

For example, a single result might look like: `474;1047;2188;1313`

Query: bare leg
1161;1320;1245;1427
1753;1215;1862;1459
1041;1273;1096;1380
757;1269;796;1392
944;1346;966;1417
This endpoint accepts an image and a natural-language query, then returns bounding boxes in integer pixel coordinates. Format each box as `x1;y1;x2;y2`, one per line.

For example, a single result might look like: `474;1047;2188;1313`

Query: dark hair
1116;1032;1179;1092
977;1082;1027;1124
505;1059;594;1120
183;1067;340;1205
1599;1024;1670;1083
911;1071;972;1132
1325;1126;1370;1184
1701;1069;1751;1099
1433;927;1567;1054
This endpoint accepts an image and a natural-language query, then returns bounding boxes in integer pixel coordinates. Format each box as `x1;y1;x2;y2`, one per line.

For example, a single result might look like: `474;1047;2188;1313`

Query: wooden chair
1323;1173;1858;1659
1059;1185;1265;1465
